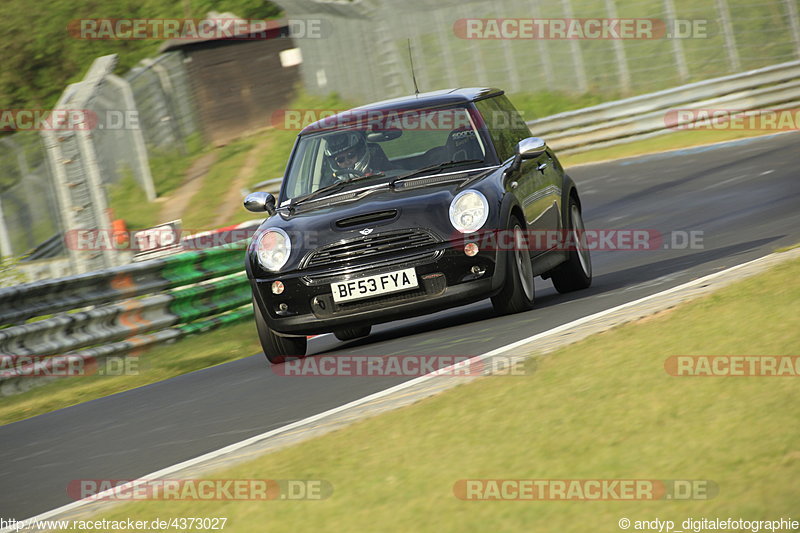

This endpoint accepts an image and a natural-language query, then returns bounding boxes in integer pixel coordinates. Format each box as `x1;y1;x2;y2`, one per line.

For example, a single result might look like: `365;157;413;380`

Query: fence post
433;9;459;88
663;0;689;81
785;0;800;59
105;74;157;201
604;0;632;93
0;196;12;257
715;0;741;72
529;0;556;90
42;55;120;274
561;0;589;93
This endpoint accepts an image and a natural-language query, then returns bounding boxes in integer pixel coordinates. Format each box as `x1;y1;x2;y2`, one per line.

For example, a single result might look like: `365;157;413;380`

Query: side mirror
244;191;276;215
509;137;548;174
517;137;547;159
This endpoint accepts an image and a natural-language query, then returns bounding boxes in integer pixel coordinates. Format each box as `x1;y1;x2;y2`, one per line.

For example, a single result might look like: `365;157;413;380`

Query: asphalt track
1;132;798;520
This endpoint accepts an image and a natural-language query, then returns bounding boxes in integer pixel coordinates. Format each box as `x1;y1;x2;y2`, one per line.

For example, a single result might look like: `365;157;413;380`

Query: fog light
278;303;288;312
464;243;479;257
471;265;483;275
271;281;285;295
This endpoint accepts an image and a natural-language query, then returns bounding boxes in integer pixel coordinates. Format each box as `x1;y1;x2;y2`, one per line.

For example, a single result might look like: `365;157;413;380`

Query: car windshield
282;105;488;201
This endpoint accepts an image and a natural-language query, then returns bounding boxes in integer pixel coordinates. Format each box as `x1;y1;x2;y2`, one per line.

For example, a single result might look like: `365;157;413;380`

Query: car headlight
254;228;291;272
449;190;489;233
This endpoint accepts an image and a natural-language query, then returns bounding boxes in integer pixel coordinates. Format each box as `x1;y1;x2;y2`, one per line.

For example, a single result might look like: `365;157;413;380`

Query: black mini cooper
244;88;591;363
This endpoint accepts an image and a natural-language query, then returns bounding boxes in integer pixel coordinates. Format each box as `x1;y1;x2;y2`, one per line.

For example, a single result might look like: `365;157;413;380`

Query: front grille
303;228;439;270
302;250;442;286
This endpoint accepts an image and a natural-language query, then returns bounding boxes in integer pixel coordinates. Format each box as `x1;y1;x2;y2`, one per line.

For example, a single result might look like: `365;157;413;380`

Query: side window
475;96;532;161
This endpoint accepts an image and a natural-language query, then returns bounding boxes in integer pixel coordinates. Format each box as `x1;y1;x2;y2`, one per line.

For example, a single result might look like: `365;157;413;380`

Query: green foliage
148;132;207;197
250;92;357;188
0;0;282;110
506;91;611;122
0;254;28;287
107;170;160;230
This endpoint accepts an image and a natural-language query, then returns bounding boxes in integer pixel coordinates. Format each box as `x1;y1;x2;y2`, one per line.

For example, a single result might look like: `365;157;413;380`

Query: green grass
0;321;261;426
560;128;780;167
107;172;162;231
179;138;257;230
508;91;611;122
249;92;357;189
69;257;800;532
148;133;207;197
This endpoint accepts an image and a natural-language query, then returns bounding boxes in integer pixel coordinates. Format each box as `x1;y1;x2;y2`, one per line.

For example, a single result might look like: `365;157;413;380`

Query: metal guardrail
0;234;260;395
526;60;800;154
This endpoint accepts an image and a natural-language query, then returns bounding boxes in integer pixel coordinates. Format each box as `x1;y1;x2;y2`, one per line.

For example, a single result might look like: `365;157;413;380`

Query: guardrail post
663;0;689;81
785;0;800;59
715;0;741;72
605;0;632;93
561;0;589;93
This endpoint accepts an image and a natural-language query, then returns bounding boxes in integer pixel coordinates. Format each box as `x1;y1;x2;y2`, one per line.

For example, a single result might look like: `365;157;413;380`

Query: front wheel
491;218;535;315
550;197;592;293
252;297;307;364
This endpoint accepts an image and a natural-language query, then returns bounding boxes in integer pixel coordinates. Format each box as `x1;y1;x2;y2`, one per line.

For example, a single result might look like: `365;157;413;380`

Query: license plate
331;268;419;303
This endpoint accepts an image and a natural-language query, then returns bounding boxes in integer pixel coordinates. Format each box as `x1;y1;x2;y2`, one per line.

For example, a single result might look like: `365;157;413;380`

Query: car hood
271;181;462;244
248;168;504;276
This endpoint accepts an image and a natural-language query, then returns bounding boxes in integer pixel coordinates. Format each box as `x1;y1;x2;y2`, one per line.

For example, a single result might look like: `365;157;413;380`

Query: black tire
252;297;307;364
550;196;592;293
334;326;372;341
491;216;535;315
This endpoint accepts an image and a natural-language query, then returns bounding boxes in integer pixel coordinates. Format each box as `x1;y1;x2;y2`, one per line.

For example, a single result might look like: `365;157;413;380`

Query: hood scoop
335;209;399;229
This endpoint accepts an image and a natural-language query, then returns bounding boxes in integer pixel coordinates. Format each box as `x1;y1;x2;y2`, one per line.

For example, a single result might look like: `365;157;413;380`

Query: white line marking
3;251;787;530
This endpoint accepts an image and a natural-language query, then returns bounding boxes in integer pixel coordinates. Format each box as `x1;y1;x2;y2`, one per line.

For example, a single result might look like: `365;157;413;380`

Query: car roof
299;87;504;135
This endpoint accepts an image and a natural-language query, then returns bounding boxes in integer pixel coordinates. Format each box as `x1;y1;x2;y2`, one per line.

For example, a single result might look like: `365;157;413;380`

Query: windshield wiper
290;173;385;210
389;159;484;188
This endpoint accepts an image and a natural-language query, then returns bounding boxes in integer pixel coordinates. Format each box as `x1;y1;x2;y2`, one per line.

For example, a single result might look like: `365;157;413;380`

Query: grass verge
180;138;256;230
0;321;261;426
559;129;783;167
73;257;800;532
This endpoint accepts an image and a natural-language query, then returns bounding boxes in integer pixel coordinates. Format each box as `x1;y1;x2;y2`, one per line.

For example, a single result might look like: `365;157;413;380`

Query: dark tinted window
475;95;532;161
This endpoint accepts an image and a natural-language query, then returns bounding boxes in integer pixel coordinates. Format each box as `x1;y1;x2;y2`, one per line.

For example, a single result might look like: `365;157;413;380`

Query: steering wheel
333;168;366;180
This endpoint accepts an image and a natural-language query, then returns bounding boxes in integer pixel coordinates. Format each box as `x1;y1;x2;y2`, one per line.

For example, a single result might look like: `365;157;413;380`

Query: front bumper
251;241;506;335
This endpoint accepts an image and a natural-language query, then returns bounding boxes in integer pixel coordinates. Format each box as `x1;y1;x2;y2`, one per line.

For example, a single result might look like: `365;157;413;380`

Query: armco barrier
0;274;250;357
0;245;248;326
526;60;800;154
0;227;260;395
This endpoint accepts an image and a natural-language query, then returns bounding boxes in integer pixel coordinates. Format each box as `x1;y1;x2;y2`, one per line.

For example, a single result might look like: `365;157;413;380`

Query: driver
324;131;373;177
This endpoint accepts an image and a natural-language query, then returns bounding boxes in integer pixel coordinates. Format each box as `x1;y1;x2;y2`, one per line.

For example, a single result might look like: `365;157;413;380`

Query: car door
476;96;560;254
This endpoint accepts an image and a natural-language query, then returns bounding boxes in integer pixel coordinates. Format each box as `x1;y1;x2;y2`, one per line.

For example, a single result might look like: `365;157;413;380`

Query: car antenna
407;39;420;97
